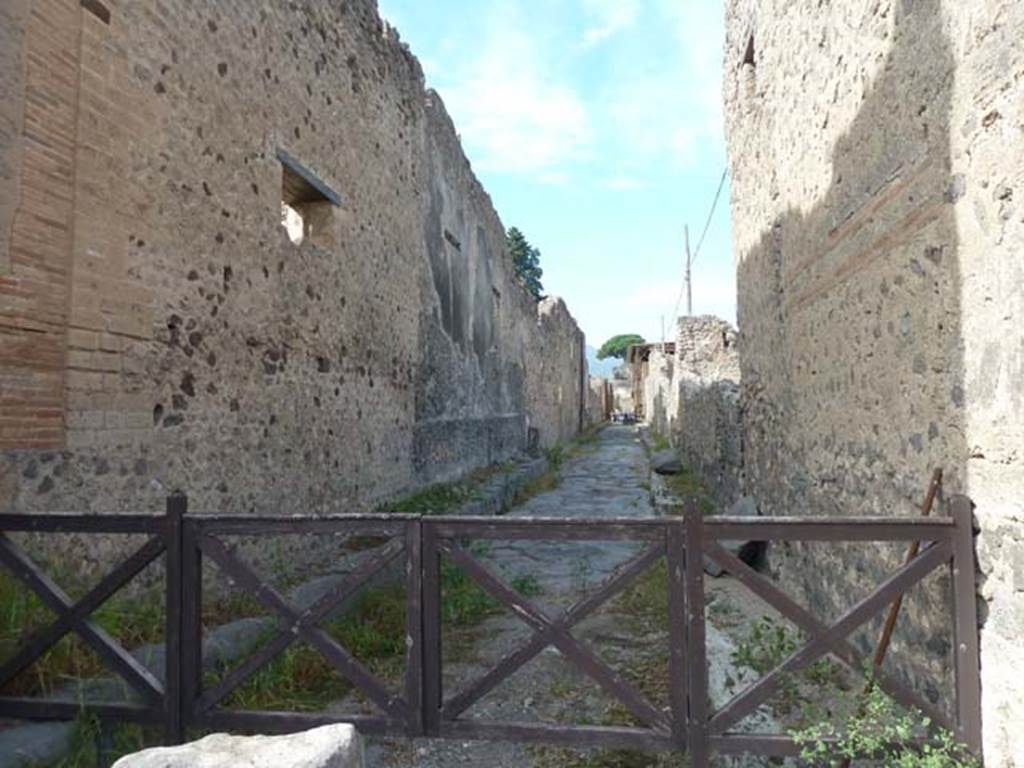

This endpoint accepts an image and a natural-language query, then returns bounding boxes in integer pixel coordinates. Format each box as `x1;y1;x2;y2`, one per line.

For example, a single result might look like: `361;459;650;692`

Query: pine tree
506;227;544;301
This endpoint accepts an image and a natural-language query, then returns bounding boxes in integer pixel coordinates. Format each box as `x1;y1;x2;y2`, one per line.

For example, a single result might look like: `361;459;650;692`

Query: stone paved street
365;425;661;767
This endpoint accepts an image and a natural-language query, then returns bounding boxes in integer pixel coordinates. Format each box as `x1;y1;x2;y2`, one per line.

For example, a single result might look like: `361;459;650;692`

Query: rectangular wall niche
277;148;341;246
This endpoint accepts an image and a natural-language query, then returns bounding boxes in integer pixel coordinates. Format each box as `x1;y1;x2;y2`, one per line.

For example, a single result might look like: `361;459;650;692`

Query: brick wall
0;1;586;528
0;0;81;451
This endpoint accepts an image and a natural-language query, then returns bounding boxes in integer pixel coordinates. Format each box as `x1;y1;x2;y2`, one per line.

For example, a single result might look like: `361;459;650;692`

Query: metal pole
684;225;692;316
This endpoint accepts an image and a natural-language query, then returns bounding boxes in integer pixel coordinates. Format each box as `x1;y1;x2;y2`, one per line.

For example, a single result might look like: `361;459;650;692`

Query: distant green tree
597;334;646;360
506;227;544;301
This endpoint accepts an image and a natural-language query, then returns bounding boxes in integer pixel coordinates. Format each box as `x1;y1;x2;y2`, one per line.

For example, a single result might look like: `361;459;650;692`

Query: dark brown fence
0;495;982;766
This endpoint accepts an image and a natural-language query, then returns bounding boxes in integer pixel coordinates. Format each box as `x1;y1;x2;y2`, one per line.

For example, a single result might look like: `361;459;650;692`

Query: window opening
742;33;756;68
277;148;341;246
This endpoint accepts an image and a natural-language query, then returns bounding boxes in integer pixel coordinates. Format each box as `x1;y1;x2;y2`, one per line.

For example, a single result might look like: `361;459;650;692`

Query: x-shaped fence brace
0;532;166;705
195;533;409;721
703;538;954;735
436;539;671;732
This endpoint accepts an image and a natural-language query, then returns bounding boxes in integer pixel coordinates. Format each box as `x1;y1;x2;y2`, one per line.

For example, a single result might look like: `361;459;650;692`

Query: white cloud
597;1;726;172
605;176;647;190
539;171;572;186
582;0;640;47
436;3;592;178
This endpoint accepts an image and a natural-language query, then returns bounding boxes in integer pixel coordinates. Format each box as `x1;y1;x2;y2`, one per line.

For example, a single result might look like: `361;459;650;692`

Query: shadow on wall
736;0;965;713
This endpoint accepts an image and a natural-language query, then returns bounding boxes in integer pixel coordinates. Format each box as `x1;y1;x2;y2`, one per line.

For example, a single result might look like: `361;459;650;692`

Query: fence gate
0;495;983;766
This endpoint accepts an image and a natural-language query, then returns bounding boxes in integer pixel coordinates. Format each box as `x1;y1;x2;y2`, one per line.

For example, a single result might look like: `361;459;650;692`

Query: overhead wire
690;167;728;267
668;167;728;324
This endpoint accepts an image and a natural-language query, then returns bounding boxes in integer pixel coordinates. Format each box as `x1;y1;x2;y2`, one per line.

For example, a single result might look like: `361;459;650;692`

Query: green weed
0;568;166;697
510;572;543;597
378;481;481;516
218;582;408;711
649;433;671;452
661;466;716;516
792;682;980;767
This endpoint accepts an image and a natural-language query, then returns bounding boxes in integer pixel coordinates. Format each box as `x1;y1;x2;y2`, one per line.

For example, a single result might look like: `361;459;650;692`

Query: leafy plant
792;683;980;767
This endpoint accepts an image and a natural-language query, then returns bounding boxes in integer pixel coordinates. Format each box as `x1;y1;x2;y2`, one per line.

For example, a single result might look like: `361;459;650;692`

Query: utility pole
684;224;693;316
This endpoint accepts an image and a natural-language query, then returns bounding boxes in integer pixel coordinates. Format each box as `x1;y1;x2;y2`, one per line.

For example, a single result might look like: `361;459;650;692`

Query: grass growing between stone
215;580;408;712
0;562;307;700
215;551;541;713
37;713;159;768
377;479;483;516
649;433;672;452
0;567;167;697
531;746;686;767
531;559;677;768
510;429;604;507
660;465;716;517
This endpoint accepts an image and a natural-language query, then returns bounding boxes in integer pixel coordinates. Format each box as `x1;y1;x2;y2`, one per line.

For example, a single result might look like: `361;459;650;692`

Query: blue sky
378;0;735;348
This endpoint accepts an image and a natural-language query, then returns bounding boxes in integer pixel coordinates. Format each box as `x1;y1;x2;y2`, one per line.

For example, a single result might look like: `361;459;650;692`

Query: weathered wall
725;0;1023;763
0;0;27;277
585;376;612;427
669;316;743;508
0;1;584;528
524;297;586;448
610;365;633;414
641;347;674;437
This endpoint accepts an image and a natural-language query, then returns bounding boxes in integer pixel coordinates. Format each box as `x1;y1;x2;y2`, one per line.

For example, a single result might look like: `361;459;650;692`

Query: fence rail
0;495;982;766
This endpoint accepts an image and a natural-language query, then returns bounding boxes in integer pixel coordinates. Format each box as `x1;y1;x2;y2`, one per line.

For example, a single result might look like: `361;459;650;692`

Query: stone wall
669;316;743;508
524;297;586;448
632;318;743;509
640;347;674;436
610;365;633;414
584;377;611;428
0;1;585;528
725;0;1024;763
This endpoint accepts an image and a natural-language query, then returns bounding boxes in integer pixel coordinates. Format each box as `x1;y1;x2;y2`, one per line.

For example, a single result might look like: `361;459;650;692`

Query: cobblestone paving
364;426;672;767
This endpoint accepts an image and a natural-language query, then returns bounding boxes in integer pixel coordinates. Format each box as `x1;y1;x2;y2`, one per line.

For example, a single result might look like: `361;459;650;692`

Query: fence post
950;495;982;755
684;498;709;768
666;519;688;749
164;492;187;744
421;522;442;737
405;520;424;736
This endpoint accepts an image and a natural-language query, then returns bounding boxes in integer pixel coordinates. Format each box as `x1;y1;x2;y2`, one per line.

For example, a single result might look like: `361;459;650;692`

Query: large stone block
111;725;364;768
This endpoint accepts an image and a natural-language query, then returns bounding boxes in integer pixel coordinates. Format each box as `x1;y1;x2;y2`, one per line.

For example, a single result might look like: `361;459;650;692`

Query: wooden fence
0;495;982;766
